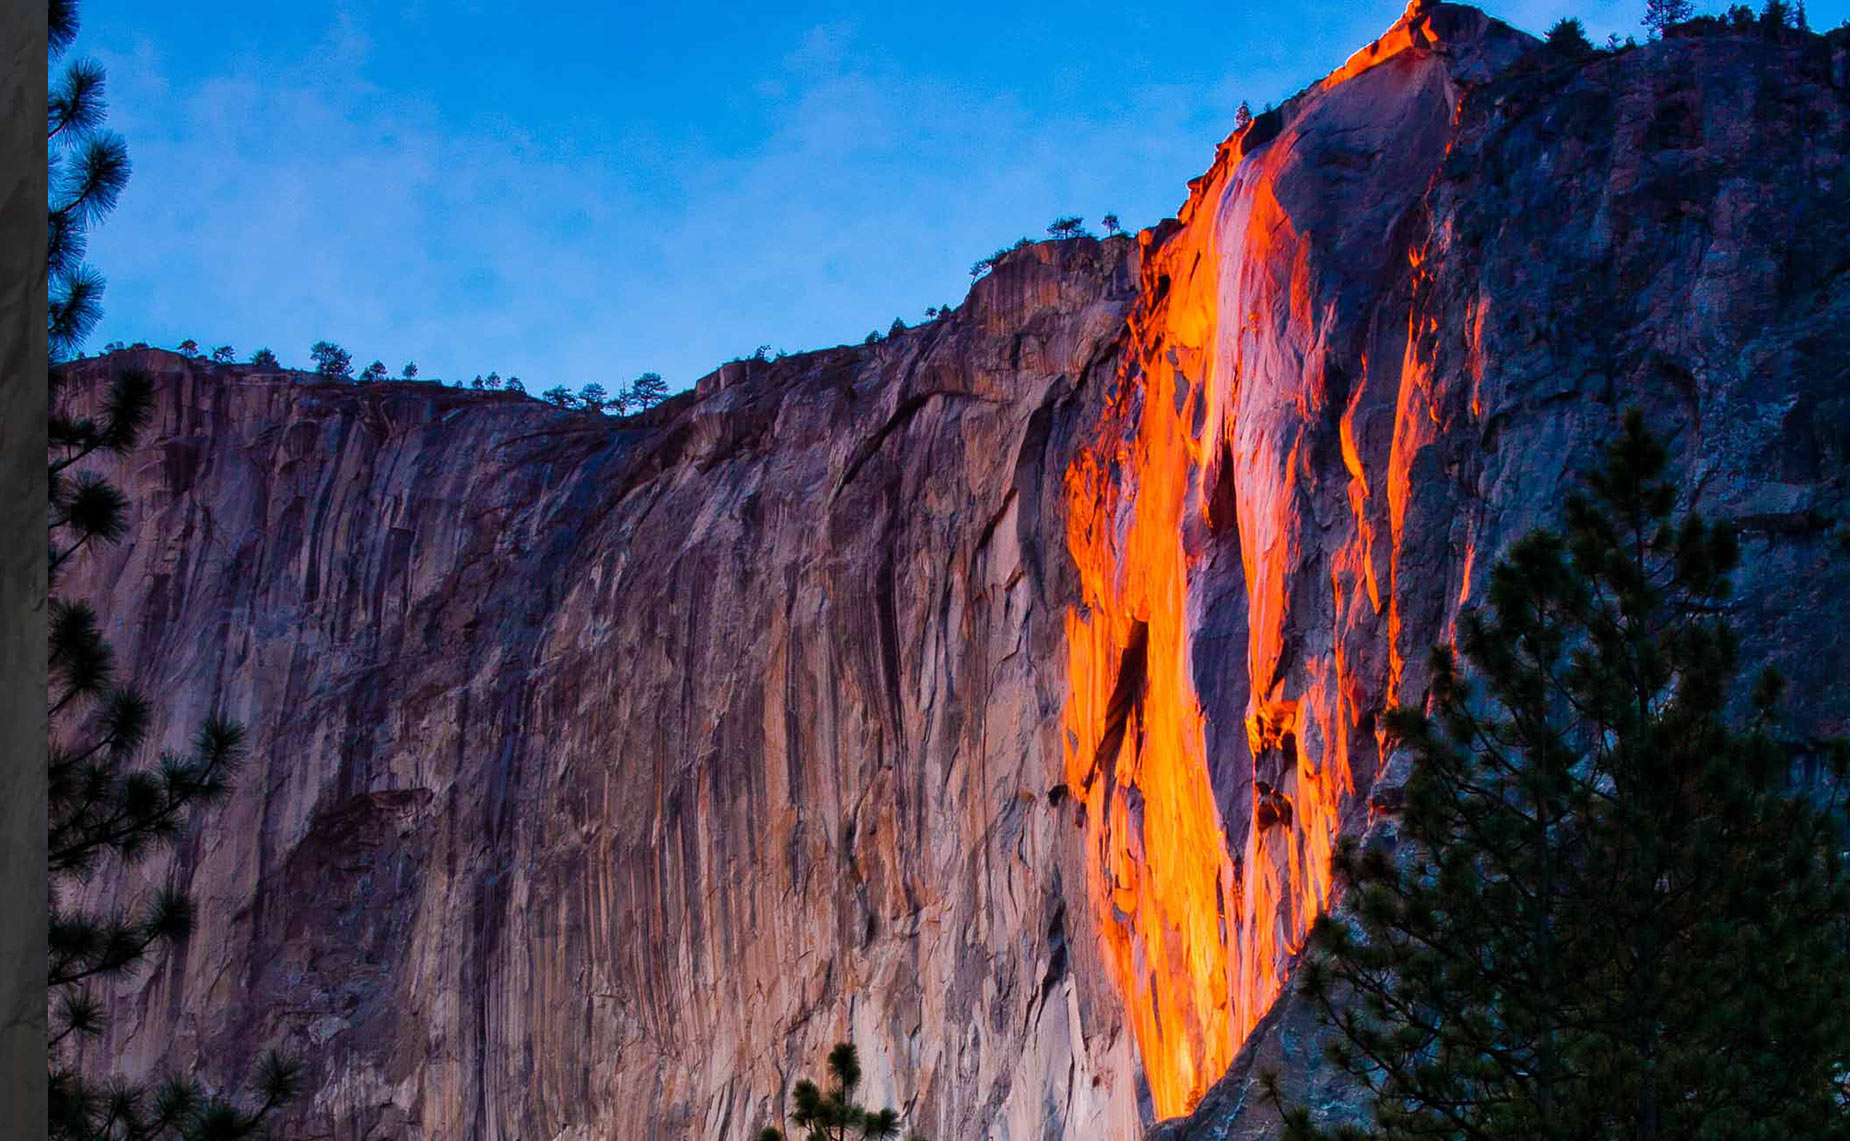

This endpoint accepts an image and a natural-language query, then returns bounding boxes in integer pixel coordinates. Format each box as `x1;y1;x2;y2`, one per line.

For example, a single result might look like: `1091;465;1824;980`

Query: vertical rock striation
65;238;1158;1141
1061;4;1539;1119
61;5;1850;1139
1133;6;1850;1136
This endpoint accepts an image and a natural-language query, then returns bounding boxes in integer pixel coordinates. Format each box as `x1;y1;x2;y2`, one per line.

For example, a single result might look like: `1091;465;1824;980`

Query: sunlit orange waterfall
1062;210;1238;1117
1061;1;1466;1117
1061;152;1303;1117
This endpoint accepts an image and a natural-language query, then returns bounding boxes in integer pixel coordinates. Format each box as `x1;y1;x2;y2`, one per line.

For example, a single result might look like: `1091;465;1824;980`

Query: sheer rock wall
63;7;1850;1139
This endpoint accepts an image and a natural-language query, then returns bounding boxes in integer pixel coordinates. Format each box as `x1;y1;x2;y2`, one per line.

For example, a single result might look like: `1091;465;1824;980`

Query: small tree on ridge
1546;16;1593;54
627;371;667;410
1644;0;1694;35
309;340;352;379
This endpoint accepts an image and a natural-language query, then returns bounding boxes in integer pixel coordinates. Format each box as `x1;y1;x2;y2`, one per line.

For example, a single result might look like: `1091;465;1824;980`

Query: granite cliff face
68;239;1154;1141
62;5;1850;1139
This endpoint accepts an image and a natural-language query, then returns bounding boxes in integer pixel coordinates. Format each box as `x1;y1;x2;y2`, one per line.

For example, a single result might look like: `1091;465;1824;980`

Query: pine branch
48;718;244;875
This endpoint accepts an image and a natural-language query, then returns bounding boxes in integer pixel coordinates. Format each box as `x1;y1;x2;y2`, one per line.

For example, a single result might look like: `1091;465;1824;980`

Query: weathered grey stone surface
59;6;1849;1139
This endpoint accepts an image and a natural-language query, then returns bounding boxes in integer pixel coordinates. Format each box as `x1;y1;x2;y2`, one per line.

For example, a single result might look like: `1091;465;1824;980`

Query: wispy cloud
81;0;1748;391
83;6;1287;391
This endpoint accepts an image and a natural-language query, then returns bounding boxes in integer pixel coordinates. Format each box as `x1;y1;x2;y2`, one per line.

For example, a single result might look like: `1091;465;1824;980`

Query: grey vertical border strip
1;0;49;1133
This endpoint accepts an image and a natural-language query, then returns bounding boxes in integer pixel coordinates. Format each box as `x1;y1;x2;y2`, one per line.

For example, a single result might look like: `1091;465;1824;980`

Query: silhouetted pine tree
1268;412;1850;1139
1546;17;1594;55
47;0;128;360
626;371;668;410
1643;0;1694;36
47;3;299;1136
308;340;351;379
756;1043;916;1141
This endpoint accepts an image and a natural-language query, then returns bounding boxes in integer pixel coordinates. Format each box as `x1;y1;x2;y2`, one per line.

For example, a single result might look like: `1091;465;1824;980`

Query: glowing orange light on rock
1061;0;1448;1118
1062;343;1237;1119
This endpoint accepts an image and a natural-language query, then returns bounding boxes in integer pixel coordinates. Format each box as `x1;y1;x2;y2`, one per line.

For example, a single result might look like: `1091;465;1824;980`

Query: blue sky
79;0;1848;392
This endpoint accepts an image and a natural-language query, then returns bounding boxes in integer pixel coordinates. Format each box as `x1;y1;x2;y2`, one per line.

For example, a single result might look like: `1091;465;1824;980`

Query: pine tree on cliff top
47;2;299;1136
1643;0;1694;37
1267;412;1850;1139
626;370;668;410
308;339;352;379
1545;17;1593;55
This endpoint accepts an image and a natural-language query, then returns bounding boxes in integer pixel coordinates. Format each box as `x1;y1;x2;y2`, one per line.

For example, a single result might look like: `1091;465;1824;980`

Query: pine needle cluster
755;1043;922;1141
46;3;300;1137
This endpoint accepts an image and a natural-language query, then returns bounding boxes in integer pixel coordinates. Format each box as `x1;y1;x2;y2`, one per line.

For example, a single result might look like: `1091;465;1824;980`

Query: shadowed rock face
62;5;1849;1139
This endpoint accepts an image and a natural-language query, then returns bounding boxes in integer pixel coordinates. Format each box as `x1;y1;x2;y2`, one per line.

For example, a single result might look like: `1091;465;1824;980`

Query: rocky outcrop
62;6;1850;1139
